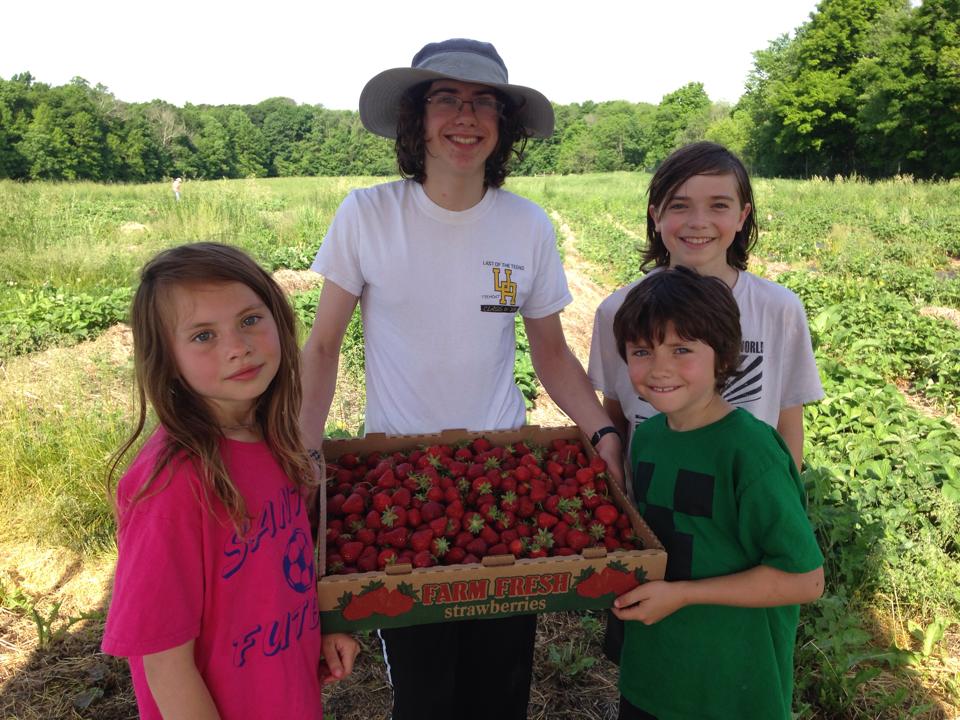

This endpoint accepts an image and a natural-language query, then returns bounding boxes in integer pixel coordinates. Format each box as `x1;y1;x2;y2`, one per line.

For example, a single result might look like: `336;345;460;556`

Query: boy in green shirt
611;265;824;719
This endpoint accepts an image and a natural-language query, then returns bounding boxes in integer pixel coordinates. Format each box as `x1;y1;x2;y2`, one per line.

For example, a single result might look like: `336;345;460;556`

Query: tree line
1;0;956;182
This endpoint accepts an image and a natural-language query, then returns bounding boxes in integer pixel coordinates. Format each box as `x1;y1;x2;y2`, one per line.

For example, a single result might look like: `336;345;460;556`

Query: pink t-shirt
102;430;323;719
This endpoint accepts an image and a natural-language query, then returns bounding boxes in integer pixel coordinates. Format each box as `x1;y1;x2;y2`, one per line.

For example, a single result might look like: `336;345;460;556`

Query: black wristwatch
590;425;621;447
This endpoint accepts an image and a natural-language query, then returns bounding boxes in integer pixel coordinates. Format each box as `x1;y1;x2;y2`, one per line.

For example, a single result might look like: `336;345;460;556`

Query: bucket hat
359;38;554;139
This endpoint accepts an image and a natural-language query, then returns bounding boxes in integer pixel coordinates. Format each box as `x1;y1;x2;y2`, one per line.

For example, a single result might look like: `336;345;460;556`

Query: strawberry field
1;174;959;718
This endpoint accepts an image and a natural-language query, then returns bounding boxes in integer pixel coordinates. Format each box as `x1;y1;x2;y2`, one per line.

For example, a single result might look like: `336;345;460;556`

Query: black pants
379;614;537;720
603;609;625;664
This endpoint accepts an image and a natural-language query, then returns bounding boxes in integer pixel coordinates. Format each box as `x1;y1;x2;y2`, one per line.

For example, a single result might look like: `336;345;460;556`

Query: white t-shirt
588;269;824;437
313;180;571;436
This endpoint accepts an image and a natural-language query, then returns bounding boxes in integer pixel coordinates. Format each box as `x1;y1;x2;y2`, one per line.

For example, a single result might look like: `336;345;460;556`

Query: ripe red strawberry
328;493;347;516
517;496;536;518
421;501;445;522
480;524;499;546
472;437;492;453
445;546;467;565
410;529;434;553
426;486;445;503
594;504;619;526
488;543;508;556
429;516;449;538
340;541;364;564
338;453;359;469
463;553;481;564
392;487;412;508
406;507;422;528
356;528;376;546
590;455;607;474
500;490;518;513
463;512;485;535
500;528;519;545
465;538;488;557
377;548;398;569
575;467;595;485
454;531;473;548
508;539;525;557
365;510;383;530
381;527;409;549
445;499;465;519
341;492;365;515
566;529;591;552
555;547;576;556
357;547;378;572
413;550;435;568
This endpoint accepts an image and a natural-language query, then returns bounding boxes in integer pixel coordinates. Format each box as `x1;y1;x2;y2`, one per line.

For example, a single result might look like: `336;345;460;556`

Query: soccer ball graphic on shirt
283;529;314;593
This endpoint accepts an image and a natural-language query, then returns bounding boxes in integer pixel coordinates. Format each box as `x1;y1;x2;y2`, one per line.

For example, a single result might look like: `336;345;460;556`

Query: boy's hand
611;580;687;625
318;632;360;686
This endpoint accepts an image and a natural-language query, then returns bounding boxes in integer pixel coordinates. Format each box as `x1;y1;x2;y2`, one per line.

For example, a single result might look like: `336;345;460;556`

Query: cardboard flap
582;546;608;560
481;554;517;567
385;563;413;575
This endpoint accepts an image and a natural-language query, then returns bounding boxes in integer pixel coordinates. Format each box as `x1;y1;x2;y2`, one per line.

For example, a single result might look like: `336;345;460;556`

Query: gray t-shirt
588;270;824;438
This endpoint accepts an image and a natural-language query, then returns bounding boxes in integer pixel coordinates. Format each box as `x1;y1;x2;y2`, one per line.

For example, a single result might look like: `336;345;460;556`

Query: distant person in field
609;265;824;719
589;141;824;664
102;243;358;719
300;37;624;720
172;176;182;201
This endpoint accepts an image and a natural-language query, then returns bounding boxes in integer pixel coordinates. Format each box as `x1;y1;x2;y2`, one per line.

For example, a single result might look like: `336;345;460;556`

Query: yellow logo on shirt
492;268;517;305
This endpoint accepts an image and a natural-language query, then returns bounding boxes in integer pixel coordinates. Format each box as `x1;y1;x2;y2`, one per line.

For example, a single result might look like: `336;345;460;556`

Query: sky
2;0;820;111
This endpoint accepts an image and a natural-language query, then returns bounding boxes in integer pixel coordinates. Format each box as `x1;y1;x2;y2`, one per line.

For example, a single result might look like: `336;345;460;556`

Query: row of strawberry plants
795;356;960;712
0;286;132;358
780;271;960;413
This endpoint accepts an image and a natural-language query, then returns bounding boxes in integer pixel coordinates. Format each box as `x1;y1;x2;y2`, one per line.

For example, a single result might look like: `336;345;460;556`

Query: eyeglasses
424;93;505;119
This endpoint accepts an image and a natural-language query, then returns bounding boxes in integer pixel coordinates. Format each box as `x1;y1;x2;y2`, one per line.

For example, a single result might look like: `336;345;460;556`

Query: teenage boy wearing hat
301;38;624;720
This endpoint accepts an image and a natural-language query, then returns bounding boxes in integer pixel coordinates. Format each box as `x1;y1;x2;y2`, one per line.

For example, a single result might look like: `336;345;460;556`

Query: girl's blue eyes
190;316;261;343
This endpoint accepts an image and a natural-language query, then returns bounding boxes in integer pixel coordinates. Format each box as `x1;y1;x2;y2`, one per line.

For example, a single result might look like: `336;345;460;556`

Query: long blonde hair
108;242;315;528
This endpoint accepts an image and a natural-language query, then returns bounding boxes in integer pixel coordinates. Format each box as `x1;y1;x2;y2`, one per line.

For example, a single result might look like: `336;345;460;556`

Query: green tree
644;82;712;168
228;110;268;177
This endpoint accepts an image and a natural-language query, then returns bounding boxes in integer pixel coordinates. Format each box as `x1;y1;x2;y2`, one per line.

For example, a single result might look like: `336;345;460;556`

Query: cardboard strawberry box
316;425;667;633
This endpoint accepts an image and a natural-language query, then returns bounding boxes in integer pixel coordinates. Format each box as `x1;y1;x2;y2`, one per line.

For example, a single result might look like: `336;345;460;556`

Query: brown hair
107;242;315;528
394;81;530;188
643;141;757;271
613;265;742;391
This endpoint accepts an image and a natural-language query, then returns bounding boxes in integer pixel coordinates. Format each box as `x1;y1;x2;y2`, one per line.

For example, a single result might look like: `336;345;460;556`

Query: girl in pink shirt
102;242;358;719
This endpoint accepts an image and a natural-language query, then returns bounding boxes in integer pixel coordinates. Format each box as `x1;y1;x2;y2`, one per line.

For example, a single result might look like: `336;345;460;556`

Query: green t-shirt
620;408;823;720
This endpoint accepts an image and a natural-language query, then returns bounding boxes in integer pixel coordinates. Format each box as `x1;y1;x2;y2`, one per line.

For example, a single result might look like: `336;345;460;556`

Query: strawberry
594;504;619;526
377;548;398;569
413;550;435;568
381;527;409;549
466;538;488;557
575;467;595;485
500;490;518;513
392;487;412;508
463;553;481;564
338;453;359;469
406;507;422;528
480;524;499;546
429;516;449;538
356;528;376;546
328;493;347;516
445;499;465;519
566;529;591;552
554;547;576;556
464;512;485;535
537;512;559;530
340;541;364;564
488;543;509;556
357;547;378;572
421;501;445;522
472;437;492;454
508;538;525;557
365;510;383;530
410;529;434;553
341;492;365;515
445;546;467;565
430;537;450;559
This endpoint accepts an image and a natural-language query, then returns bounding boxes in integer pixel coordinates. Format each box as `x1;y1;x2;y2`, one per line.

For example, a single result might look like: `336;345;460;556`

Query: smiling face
650;173;751;281
625;322;727;431
422;79;500;188
166;281;281;426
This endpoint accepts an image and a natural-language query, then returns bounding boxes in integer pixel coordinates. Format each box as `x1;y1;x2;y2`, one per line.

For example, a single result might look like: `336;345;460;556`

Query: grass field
0;173;958;718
